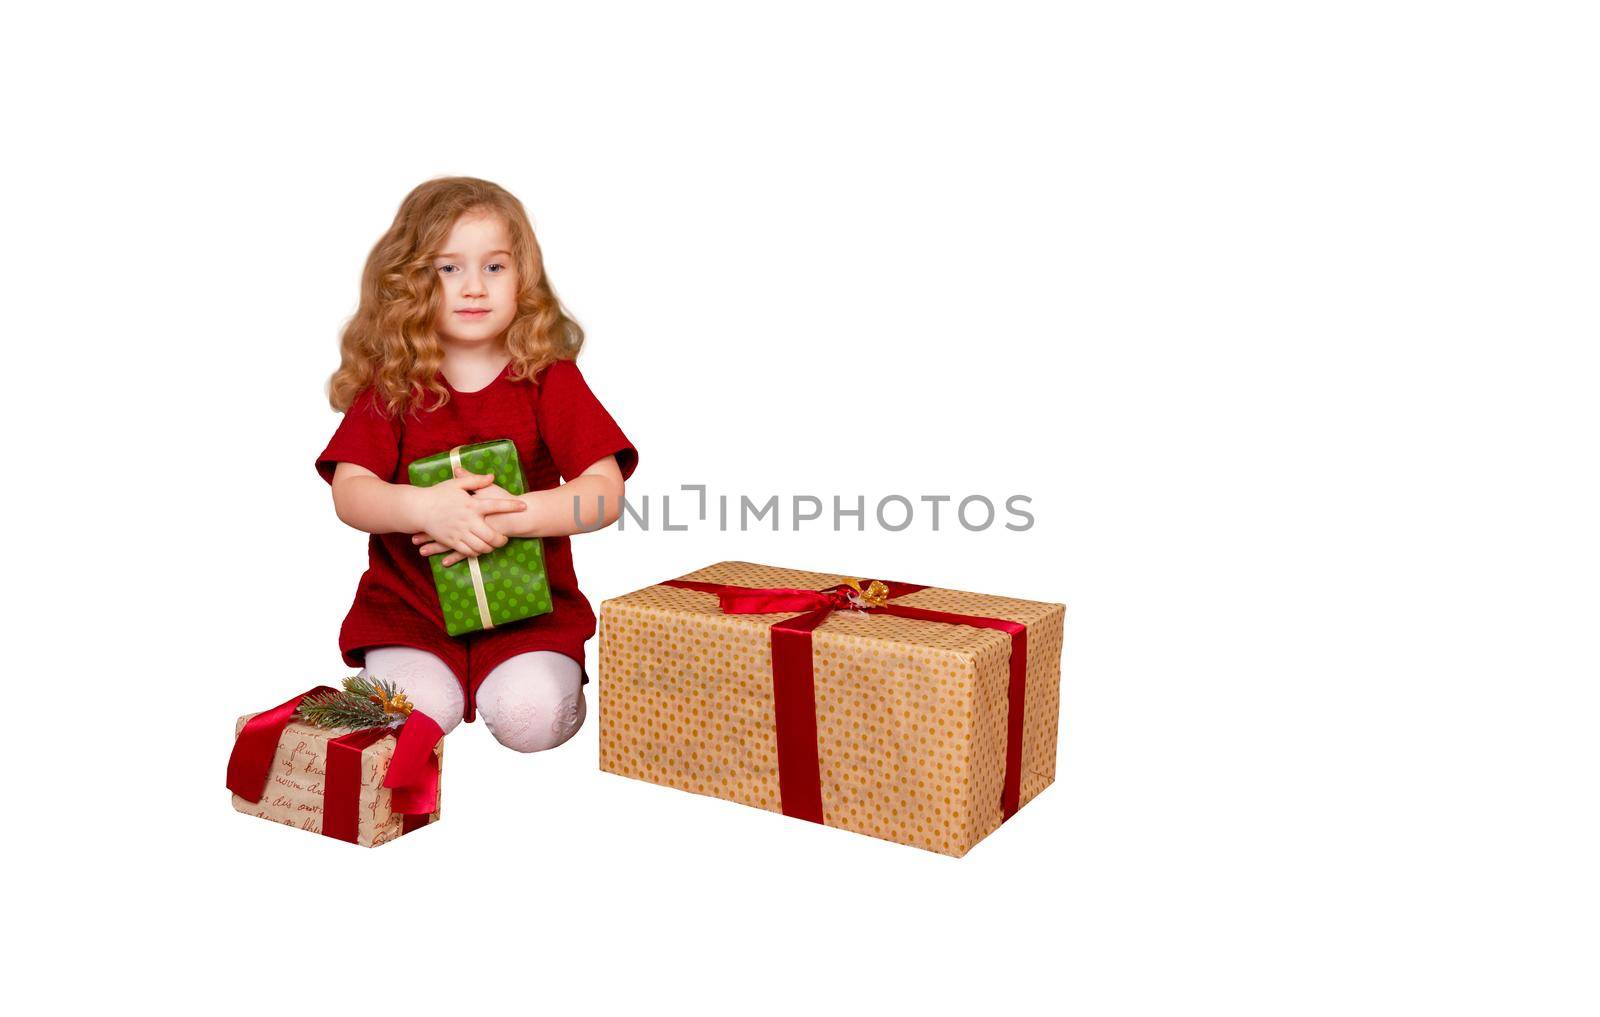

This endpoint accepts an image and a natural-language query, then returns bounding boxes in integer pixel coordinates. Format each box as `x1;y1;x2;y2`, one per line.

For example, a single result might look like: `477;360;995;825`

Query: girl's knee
359;645;465;735
476;652;586;753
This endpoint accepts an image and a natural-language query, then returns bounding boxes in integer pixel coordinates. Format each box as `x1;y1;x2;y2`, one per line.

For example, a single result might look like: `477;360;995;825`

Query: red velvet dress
315;358;638;722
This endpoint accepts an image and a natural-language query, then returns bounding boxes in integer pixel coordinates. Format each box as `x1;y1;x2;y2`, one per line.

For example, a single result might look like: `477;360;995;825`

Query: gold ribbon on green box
449;445;496;629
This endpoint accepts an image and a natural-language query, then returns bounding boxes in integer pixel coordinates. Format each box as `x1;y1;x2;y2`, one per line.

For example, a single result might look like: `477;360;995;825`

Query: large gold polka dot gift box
598;561;1066;857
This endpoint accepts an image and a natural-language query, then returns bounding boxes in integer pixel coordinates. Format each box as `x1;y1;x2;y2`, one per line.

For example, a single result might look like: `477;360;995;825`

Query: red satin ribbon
227;687;444;844
660;576;1029;825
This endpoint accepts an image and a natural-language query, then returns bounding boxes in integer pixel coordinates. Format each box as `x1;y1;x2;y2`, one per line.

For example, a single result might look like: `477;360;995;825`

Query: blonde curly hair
326;176;583;417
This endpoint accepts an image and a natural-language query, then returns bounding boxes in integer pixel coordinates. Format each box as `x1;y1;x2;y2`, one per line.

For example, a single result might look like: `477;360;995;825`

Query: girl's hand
414;504;529;566
414;469;526;563
414;473;531;566
473;479;520;504
413;532;483;568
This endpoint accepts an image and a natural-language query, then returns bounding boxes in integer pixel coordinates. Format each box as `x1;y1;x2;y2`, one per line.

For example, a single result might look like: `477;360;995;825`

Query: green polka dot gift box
407;439;553;637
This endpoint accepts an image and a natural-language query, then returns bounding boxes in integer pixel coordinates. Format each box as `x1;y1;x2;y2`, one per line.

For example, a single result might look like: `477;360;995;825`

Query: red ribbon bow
661;576;1029;825
226;686;443;844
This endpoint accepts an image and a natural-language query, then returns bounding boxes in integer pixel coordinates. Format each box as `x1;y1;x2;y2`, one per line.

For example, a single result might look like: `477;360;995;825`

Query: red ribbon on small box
659;575;1030;825
226;687;443;843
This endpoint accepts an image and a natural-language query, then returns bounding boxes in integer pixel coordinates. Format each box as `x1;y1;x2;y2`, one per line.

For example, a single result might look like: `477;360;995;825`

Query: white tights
358;646;586;753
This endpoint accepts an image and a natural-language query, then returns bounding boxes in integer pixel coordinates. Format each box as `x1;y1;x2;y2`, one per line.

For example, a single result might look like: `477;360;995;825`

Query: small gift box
226;679;444;847
598;561;1066;857
407;439;553;636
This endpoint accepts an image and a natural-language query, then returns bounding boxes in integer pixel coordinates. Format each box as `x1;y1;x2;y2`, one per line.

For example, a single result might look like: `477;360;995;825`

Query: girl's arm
489;454;626;539
331;461;528;558
330;462;432;534
415;456;626;566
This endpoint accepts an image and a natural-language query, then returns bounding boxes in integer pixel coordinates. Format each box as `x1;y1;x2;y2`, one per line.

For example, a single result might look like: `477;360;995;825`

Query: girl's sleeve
314;386;402;484
535;359;639;482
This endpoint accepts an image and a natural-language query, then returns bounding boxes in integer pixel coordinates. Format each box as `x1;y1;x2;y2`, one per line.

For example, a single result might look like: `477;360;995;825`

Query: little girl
315;176;638;752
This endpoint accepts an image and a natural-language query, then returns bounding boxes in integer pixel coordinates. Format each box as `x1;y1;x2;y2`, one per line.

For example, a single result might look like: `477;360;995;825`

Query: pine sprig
294;674;411;731
341;673;394;702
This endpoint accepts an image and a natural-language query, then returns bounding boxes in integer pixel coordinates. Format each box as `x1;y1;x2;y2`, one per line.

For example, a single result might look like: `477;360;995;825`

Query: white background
5;2;1595;1013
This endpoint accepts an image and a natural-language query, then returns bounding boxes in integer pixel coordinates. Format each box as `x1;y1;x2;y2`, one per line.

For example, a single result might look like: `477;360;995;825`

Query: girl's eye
438;265;456;274
487;263;506;273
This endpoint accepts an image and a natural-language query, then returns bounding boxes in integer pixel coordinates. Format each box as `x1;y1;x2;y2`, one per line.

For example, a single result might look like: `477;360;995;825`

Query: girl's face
430;211;520;349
